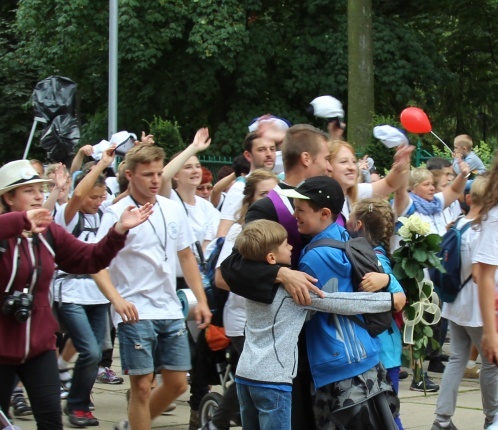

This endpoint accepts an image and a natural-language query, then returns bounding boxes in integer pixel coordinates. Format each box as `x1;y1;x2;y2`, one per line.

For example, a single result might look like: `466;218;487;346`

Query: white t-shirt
216;223;246;337
95;195;196;325
53;204;108;304
472;206;498;326
341;183;374;221
474;206;498;265
170;191;218;277
219;177;246;222
442;217;483;326
442;200;462;227
273;151;284;175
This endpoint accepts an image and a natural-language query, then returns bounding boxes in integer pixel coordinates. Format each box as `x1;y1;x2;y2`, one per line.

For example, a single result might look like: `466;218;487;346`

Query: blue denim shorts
117;319;191;375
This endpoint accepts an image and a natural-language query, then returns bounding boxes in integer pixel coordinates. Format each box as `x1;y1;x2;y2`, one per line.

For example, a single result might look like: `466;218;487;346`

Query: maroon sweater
0;211;127;364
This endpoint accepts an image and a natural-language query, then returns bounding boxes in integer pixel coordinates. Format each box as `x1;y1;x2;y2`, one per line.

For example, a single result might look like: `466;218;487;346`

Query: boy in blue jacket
279;176;400;430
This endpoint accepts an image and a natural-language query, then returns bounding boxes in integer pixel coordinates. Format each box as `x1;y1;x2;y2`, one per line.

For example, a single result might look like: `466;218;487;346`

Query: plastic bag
32;76;77;122
40;114;80;162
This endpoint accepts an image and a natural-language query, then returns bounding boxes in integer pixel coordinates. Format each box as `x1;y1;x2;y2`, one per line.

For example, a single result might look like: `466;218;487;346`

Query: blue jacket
300;223;381;389
375;246;403;369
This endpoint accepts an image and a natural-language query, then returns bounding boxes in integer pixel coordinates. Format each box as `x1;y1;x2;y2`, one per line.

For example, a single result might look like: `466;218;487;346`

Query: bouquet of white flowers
392;214;444;389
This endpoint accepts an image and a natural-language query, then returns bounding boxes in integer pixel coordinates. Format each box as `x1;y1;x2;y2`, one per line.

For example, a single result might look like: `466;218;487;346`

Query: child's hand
392;292;407;311
359;272;390;292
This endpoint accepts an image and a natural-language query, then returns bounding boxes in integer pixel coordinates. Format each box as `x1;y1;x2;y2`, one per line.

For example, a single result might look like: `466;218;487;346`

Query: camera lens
2;296;16;316
15;308;30;323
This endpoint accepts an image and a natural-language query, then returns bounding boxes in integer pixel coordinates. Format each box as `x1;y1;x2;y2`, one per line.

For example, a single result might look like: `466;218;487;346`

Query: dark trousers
0;350;62;430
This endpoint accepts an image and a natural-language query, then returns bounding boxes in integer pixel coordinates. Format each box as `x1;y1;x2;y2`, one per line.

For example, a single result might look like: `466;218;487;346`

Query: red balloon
400;107;432;134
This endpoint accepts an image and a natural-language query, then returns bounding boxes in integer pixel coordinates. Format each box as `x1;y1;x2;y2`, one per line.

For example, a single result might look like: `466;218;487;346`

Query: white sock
436;421;451;428
98;366;106;374
58;356;71;370
467;360;476;368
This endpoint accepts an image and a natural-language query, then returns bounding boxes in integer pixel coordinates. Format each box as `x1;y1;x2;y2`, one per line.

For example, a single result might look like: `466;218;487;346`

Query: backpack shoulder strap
71;212;86;237
304;238;345;254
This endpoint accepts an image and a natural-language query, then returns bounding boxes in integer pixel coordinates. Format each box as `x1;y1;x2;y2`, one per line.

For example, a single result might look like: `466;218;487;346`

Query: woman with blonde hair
327;140;413;223
394;162;470;236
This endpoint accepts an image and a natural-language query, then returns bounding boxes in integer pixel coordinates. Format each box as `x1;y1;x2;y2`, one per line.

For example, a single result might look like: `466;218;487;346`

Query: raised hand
257;121;286;144
27;208;53;233
101;144;117;167
191;127;211;153
115;203;153;234
81;145;94;157
140;131;155;146
53;164;69;190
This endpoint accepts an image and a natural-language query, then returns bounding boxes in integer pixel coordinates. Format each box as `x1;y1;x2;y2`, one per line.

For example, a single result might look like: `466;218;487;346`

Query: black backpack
305;237;393;336
429;216;472;303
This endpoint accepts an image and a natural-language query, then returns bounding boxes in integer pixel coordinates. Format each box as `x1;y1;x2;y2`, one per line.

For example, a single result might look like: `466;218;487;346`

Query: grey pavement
12;345;490;430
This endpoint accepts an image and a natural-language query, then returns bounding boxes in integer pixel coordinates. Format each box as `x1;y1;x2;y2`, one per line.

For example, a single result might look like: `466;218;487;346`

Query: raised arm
43;164;69;213
442;159;470;209
211;172;235;208
70;145;94;175
372;144;414;197
64;145;116;224
159;127;211;198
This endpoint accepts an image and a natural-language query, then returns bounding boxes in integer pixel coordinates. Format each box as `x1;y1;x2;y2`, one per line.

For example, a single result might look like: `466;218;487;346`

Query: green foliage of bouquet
392;215;444;385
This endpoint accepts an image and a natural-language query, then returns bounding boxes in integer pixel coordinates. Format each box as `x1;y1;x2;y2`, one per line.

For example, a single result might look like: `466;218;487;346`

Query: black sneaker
431;420;458;429
64;406;99;427
399;369;409;380
410;372;439;392
428;357;446;373
11;393;33;416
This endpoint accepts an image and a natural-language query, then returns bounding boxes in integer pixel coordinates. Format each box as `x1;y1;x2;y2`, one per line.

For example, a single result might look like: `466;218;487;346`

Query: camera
2;290;33;323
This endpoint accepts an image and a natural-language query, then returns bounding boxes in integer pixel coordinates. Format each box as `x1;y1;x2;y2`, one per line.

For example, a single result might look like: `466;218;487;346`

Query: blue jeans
57;302;109;410
237;383;292;430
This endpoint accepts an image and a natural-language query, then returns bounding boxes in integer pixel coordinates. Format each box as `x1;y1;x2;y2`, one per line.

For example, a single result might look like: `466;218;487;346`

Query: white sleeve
473;210;498;266
219;181;244;221
215;224;242;268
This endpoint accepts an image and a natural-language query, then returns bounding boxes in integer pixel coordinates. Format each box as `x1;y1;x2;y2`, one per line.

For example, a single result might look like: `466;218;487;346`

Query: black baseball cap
278;176;344;214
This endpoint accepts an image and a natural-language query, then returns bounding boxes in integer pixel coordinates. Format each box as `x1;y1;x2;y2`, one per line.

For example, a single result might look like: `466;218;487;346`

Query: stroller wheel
199;392;223;426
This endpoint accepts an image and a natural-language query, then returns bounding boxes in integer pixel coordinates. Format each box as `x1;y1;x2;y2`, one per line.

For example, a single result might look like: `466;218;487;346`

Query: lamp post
109;0;118;140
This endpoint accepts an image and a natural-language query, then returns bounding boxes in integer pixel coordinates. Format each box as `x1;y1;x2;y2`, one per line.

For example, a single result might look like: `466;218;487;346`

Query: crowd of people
1;95;498;430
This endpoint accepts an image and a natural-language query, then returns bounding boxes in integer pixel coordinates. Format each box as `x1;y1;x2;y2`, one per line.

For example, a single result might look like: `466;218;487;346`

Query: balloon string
430;131;453;154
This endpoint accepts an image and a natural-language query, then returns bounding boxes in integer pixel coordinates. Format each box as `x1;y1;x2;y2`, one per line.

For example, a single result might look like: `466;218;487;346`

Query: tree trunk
347;0;374;154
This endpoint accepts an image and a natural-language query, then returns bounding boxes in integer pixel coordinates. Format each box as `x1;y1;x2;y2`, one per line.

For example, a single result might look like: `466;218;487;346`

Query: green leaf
413;247;428;263
425;234;442;251
423;325;433;337
392;263;407;280
402;258;420;278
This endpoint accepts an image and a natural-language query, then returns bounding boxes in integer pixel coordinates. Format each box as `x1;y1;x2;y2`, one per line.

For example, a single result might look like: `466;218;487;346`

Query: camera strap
4;238;21;294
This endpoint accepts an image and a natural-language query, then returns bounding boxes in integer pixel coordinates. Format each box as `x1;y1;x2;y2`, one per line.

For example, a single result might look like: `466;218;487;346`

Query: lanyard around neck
129;195;169;261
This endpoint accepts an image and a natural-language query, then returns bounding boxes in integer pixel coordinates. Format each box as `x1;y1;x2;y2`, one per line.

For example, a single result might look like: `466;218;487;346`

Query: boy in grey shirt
234;219;404;430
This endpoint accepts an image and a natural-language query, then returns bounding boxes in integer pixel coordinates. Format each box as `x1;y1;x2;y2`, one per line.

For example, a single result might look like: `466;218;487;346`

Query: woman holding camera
0;159;152;430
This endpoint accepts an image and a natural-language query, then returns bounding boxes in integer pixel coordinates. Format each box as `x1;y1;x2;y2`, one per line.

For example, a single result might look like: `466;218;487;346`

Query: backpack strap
305;238;345;253
455;216;473;288
71;209;103;238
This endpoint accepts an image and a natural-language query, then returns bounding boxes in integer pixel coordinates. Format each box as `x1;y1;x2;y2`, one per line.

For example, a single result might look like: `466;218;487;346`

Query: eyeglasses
197;185;213;191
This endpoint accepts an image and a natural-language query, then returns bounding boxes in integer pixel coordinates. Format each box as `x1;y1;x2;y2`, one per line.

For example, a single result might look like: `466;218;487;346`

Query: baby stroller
178;288;240;428
198;342;240;427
